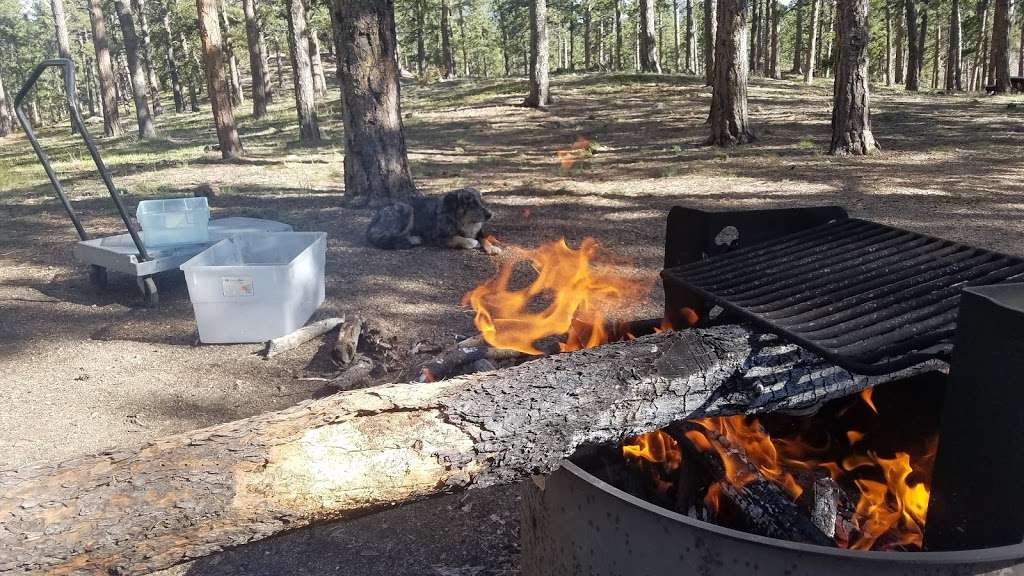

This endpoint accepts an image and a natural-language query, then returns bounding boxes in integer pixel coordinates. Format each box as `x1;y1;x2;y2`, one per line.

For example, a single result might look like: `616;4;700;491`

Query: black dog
366;188;499;253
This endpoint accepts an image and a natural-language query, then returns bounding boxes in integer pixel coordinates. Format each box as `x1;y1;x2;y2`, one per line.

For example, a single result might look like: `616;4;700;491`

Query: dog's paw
463;238;481;250
408;235;423;246
482;242;502;255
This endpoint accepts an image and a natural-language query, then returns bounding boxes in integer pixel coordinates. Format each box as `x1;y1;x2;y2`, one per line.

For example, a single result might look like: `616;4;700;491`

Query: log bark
829;0;877;156
196;0;244;158
265;317;345;358
0;327;939;575
332;317;363;365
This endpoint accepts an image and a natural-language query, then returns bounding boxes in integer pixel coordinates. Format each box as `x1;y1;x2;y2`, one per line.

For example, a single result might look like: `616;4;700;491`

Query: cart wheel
89;265;108;290
137;277;159;307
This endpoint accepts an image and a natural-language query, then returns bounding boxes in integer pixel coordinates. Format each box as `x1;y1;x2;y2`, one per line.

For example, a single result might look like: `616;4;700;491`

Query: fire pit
520;207;1024;575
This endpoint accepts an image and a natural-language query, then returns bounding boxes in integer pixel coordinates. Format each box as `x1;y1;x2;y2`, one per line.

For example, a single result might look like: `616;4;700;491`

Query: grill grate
661;218;1024;374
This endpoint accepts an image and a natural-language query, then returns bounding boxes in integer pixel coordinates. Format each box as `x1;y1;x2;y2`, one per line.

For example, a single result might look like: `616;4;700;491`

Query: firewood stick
417;345;526;382
668;423;836;547
1;327;936;575
332;316;363;365
812;476;840;539
330;354;374;390
265;317;345;358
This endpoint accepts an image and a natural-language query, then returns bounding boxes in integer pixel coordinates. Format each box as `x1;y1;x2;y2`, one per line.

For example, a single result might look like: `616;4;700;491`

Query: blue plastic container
136;197;210;248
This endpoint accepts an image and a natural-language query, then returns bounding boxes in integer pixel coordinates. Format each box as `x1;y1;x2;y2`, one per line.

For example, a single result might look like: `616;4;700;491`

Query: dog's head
443;188;493;227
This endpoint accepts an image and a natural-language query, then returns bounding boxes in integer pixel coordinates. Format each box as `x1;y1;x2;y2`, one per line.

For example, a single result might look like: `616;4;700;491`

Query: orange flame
462;238;649;355
623;430;683;494
861;388;879;414
680;412;936;551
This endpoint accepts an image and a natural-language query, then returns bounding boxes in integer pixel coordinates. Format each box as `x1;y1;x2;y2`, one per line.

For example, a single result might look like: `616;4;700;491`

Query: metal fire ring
521;461;1024;576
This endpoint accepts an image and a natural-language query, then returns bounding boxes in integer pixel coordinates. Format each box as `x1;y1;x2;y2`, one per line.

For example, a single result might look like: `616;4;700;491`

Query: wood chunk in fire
669;423;836;547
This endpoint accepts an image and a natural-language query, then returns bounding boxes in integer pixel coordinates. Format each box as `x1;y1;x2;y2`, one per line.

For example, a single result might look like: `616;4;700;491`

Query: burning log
0;326;938;575
265;317;345;358
670;422;836;547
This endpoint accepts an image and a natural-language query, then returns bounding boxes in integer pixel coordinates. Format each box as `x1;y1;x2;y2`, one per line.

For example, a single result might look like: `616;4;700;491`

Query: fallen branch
329;354;374;390
671;422;834;546
0;326;939;575
265;317;345;358
416;345;526;382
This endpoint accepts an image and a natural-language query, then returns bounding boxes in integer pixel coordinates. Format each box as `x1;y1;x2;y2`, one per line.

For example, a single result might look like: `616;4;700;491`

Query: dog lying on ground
366;188;500;254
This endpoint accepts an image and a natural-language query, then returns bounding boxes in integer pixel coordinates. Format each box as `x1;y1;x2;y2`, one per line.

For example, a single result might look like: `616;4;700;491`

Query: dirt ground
1;73;1022;575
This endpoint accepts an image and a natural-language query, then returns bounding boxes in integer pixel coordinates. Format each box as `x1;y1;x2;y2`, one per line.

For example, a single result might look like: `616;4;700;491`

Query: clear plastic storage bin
137;197;210;248
180;232;327;343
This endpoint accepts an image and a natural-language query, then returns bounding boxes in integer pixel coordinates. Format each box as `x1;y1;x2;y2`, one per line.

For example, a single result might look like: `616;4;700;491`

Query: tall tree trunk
414;0;426;75
791;0;803;73
946;0;962;90
708;0;754;145
704;0;716;83
615;0;623;69
639;0;661;71
972;0;988;90
674;0;681;71
0;71;11;137
441;0;455;78
87;0;124;136
918;8;927;78
76;32;99;116
904;0;920;90
584;1;592;69
989;0;1010;92
815;0;826;75
332;0;416;204
895;2;905;83
749;0;759;70
885;1;893;85
804;0;820;83
259;29;273;102
50;0;73;59
931;18;941;89
769;0;779;78
219;0;243;106
525;0;550;107
160;5;184;112
831;0;877;155
286;0;321;143
1018;14;1023;77
113;0;158;138
308;25;328;98
686;0;696;72
196;0;244;157
242;0;268;117
180;30;203;111
132;0;163;117
458;3;469;76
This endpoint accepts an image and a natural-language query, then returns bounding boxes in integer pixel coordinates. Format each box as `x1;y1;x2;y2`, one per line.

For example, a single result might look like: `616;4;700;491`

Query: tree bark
918;8;927;77
708;0;754;145
441;0;455;78
749;0;759;71
895;1;905;83
458;3;469;76
180;30;203;112
885;0;893;85
830;0;877;156
196;0;244;158
803;0;820;83
286;0;321;144
333;0;416;205
308;25;328;98
242;0;268;117
686;0;696;73
704;0;716;83
989;0;1011;92
972;0;989;90
259;29;274;102
1018;15;1023;77
815;0;827;76
584;1;593;69
113;0;158;138
674;0;681;71
50;0;73;59
87;0;124;136
0;71;11;137
615;0;624;70
946;0;962;90
768;0;779;78
219;0;243;106
791;0;803;73
639;0;662;72
131;0;163;115
932;18;941;89
160;5;185;112
525;0;550;107
904;0;919;90
0;327;934;575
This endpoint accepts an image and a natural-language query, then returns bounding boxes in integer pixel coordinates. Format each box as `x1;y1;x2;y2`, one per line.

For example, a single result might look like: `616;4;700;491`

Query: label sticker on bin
222;277;254;297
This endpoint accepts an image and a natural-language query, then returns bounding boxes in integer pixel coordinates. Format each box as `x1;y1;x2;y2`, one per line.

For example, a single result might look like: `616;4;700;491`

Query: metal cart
14;59;290;306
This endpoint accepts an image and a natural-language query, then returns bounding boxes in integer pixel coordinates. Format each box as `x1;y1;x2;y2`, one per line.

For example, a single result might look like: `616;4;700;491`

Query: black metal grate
661;218;1024;374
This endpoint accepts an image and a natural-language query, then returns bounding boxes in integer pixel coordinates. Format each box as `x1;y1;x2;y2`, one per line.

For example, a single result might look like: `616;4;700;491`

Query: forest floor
1;71;1023;575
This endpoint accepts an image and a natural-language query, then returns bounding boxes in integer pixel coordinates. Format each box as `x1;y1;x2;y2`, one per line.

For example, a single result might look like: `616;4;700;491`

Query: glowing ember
462;237;650;355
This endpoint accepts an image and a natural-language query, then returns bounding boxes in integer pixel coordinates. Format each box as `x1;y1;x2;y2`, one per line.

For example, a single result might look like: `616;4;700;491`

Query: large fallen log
0;326;940;575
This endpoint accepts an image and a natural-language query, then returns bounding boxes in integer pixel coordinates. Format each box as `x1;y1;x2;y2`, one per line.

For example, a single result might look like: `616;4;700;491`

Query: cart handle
14;58;150;261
